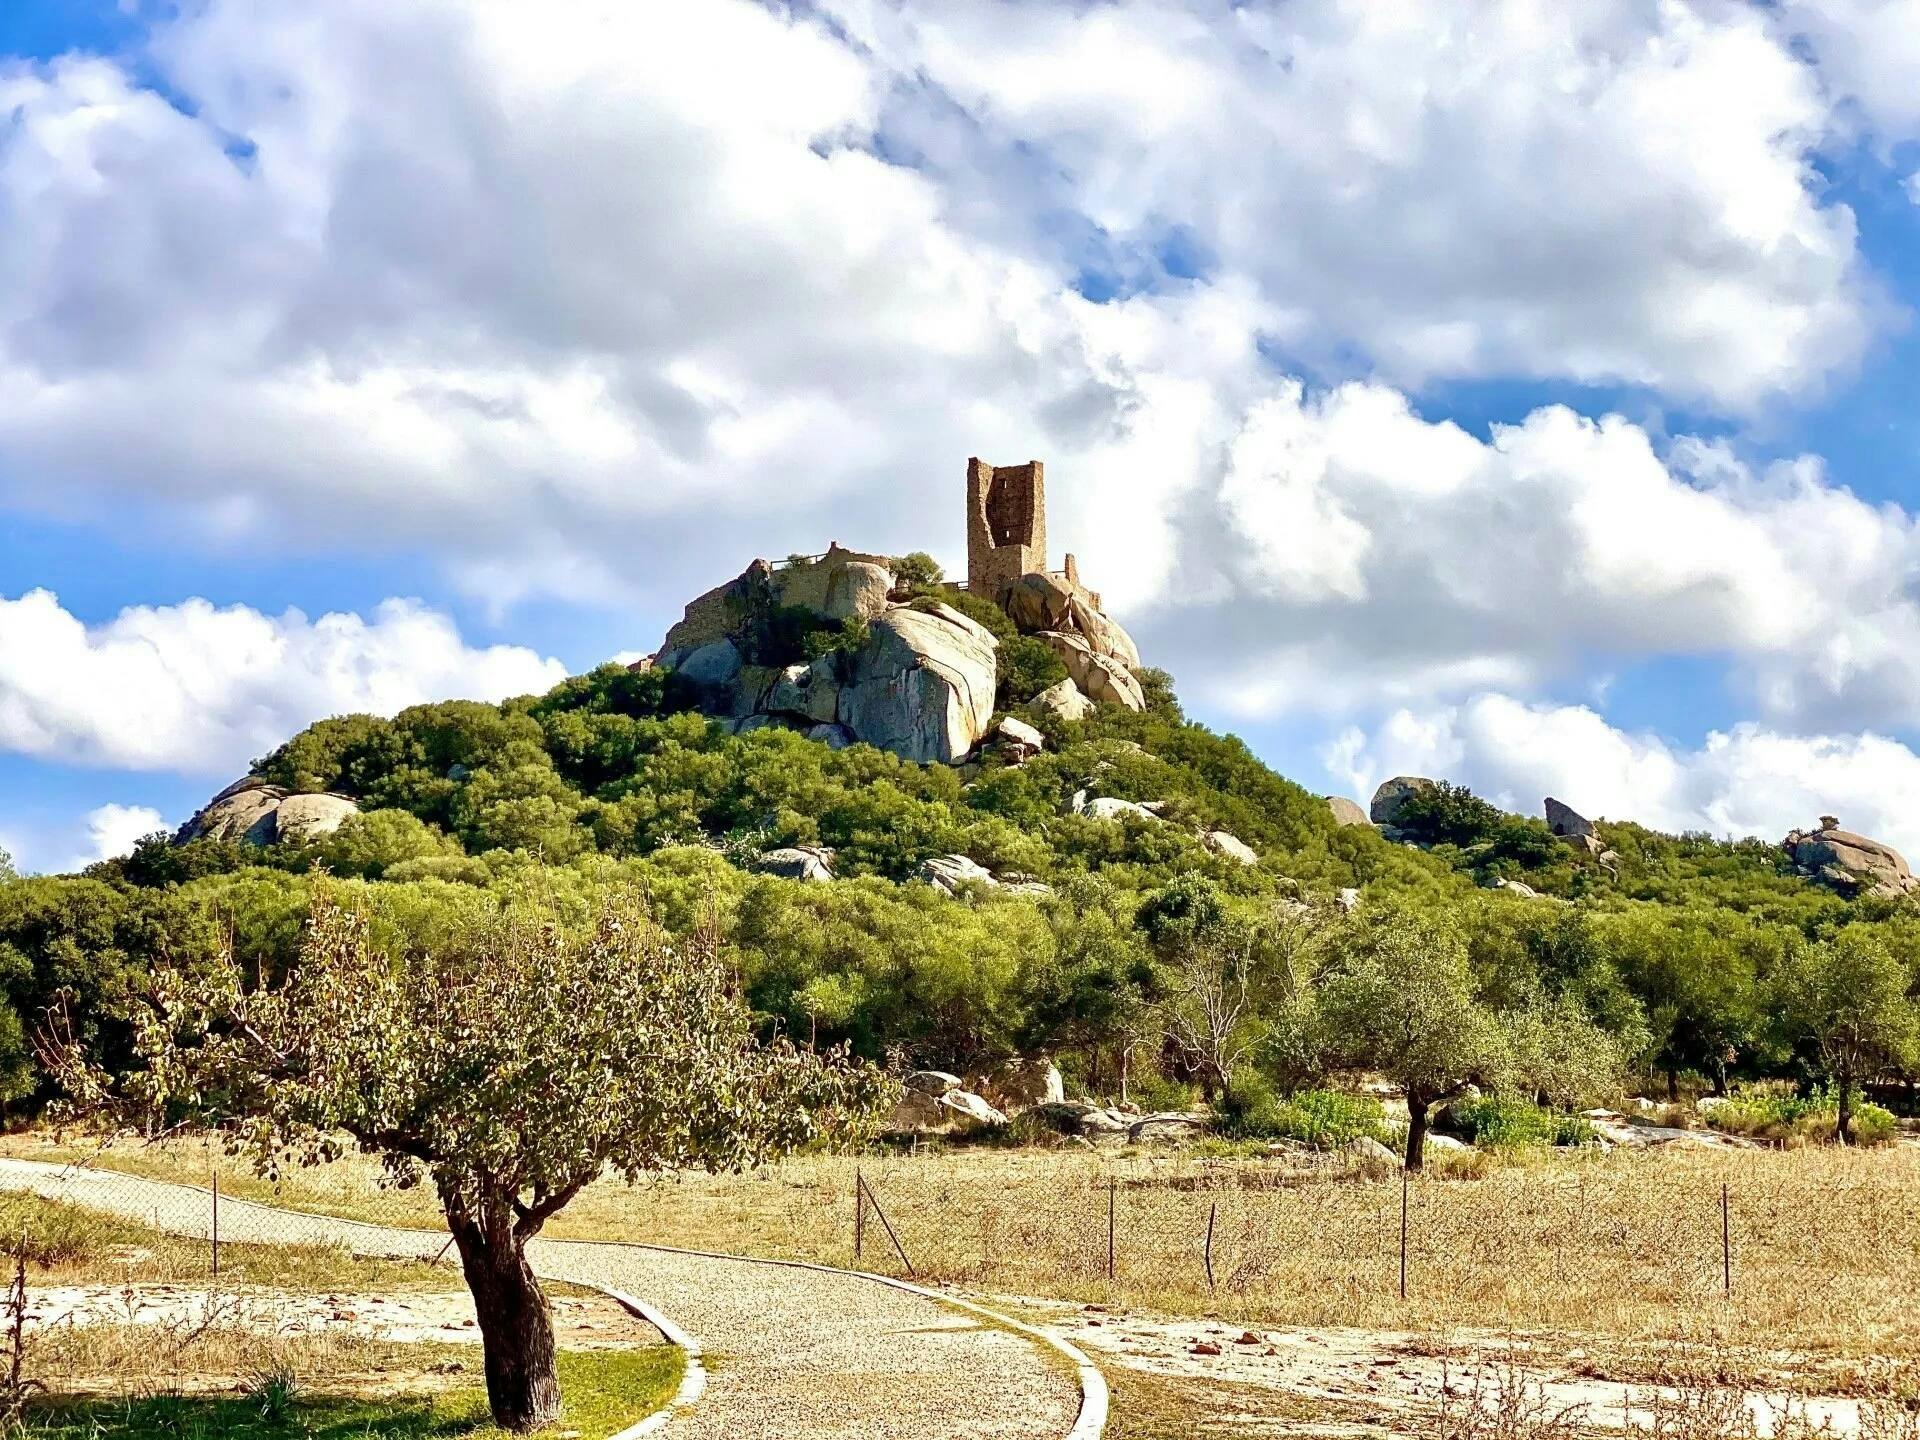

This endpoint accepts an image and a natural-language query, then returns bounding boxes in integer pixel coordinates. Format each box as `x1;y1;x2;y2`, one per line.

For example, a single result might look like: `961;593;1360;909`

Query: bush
1228;1080;1390;1148
1392;782;1507;848
998;636;1069;707
1446;1095;1595;1149
1704;1086;1898;1146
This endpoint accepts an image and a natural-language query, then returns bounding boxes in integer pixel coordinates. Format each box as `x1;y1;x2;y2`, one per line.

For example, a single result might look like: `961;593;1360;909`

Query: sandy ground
25;1281;643;1349
1029;1299;1864;1436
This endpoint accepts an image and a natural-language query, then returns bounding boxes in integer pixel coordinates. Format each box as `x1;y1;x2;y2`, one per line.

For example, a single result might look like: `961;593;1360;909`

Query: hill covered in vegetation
4;520;1916;1147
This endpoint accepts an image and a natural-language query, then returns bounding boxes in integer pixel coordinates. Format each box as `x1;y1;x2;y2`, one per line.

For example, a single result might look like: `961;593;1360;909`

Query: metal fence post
1106;1174;1116;1282
210;1167;220;1280
854;1166;865;1265
1721;1182;1732;1297
1399;1166;1409;1302
1203;1199;1218;1294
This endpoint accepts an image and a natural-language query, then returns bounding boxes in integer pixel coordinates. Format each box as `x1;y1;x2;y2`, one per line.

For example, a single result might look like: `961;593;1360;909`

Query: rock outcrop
1783;818;1919;900
1325;795;1371;828
1069;791;1162;824
1036;631;1145;712
888;1070;1007;1133
973;1057;1065;1115
1544;797;1595;840
753;846;836;883
1203;830;1259;865
176;779;360;848
272;793;361;844
1370;776;1436;827
1027;678;1094;725
837;604;999;764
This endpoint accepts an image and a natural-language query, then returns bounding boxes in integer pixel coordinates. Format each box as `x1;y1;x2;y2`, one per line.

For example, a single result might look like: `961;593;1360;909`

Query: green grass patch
1445;1095;1595;1149
26;1346;683;1440
1703;1085;1897;1146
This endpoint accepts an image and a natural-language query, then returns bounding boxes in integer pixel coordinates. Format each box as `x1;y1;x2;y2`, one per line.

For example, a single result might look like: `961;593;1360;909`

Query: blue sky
8;0;1920;870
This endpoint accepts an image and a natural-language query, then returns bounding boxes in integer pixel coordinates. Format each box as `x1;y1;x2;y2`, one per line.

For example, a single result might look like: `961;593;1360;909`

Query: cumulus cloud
82;803;166;863
1324;694;1920;860
1780;0;1920;140
1158;381;1920;731
0;0;1887;632
0;0;1248;618
0;590;565;774
841;0;1871;406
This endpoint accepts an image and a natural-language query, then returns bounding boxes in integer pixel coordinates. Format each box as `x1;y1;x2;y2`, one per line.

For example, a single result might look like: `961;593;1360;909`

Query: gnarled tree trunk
1405;1089;1433;1172
449;1205;560;1430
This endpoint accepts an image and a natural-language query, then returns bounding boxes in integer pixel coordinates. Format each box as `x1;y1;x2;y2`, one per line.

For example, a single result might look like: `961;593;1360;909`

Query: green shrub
1228;1080;1390;1148
1446;1094;1595;1148
892;551;944;587
998;635;1070;707
1704;1085;1898;1146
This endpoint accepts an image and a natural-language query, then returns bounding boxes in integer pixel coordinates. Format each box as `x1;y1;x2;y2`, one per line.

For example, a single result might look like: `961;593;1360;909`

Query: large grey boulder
806;723;855;750
766;659;841;724
1129;1112;1209;1144
273;793;360;844
1544;797;1596;840
1027;678;1094;725
178;780;287;845
837;603;998;764
991;714;1046;760
1069;791;1162;824
1784;819;1919;900
675;638;744;708
903;1070;962;1095
1204;830;1259;865
918;853;997;896
975;1057;1065;1114
772;553;895;624
1370;776;1437;827
754;846;836;883
1035;631;1145;712
1325;795;1371;828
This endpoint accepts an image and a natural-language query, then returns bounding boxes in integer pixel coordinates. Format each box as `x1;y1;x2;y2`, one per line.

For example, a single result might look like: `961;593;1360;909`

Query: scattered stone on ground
1020;1300;1867;1436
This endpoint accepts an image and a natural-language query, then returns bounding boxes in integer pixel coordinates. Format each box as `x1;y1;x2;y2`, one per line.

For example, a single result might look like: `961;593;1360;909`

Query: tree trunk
1405;1093;1431;1172
1665;1064;1679;1103
451;1213;561;1430
1836;1076;1855;1148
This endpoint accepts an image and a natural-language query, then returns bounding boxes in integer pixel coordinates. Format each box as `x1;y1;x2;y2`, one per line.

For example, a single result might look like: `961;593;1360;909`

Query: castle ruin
966;455;1092;605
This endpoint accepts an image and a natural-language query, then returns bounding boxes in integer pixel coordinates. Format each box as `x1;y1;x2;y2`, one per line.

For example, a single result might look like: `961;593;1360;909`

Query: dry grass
11;1133;1920;1370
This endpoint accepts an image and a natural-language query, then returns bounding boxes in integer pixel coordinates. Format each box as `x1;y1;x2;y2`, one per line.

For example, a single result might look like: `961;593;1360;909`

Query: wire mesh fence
6;1136;1920;1355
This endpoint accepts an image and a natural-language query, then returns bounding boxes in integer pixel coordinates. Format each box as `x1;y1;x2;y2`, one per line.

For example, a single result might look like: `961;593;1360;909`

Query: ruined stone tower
966;457;1046;601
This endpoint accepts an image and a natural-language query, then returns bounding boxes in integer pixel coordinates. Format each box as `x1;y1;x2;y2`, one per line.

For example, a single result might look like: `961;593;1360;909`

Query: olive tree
1776;928;1919;1144
44;891;887;1430
1316;906;1508;1169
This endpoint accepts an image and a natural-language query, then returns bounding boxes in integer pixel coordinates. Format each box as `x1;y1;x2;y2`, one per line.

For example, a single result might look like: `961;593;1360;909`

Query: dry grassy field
9;1133;1920;1379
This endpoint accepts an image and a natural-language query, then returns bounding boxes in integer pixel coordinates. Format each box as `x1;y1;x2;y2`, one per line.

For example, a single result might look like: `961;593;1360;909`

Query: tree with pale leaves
43;890;888;1431
1776;928;1919;1146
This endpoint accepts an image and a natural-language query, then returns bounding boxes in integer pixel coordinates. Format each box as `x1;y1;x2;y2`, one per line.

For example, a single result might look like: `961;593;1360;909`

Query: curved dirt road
0;1158;1086;1440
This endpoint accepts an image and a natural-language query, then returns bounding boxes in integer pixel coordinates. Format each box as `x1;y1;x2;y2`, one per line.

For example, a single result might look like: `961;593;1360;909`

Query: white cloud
0;1;1244;619
841;0;1870;407
82;803;166;863
0;590;565;775
0;0;1885;639
1166;381;1920;730
1325;693;1920;860
1780;1;1920;141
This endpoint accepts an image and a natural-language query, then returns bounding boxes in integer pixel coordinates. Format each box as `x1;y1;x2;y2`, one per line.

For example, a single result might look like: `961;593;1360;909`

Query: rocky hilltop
636;537;1143;766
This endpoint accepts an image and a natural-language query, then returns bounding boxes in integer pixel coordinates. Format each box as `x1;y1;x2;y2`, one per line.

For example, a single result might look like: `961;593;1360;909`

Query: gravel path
0;1158;1087;1440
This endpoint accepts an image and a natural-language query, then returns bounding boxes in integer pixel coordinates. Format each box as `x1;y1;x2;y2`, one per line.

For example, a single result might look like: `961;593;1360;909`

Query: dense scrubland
1;654;1915;1155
